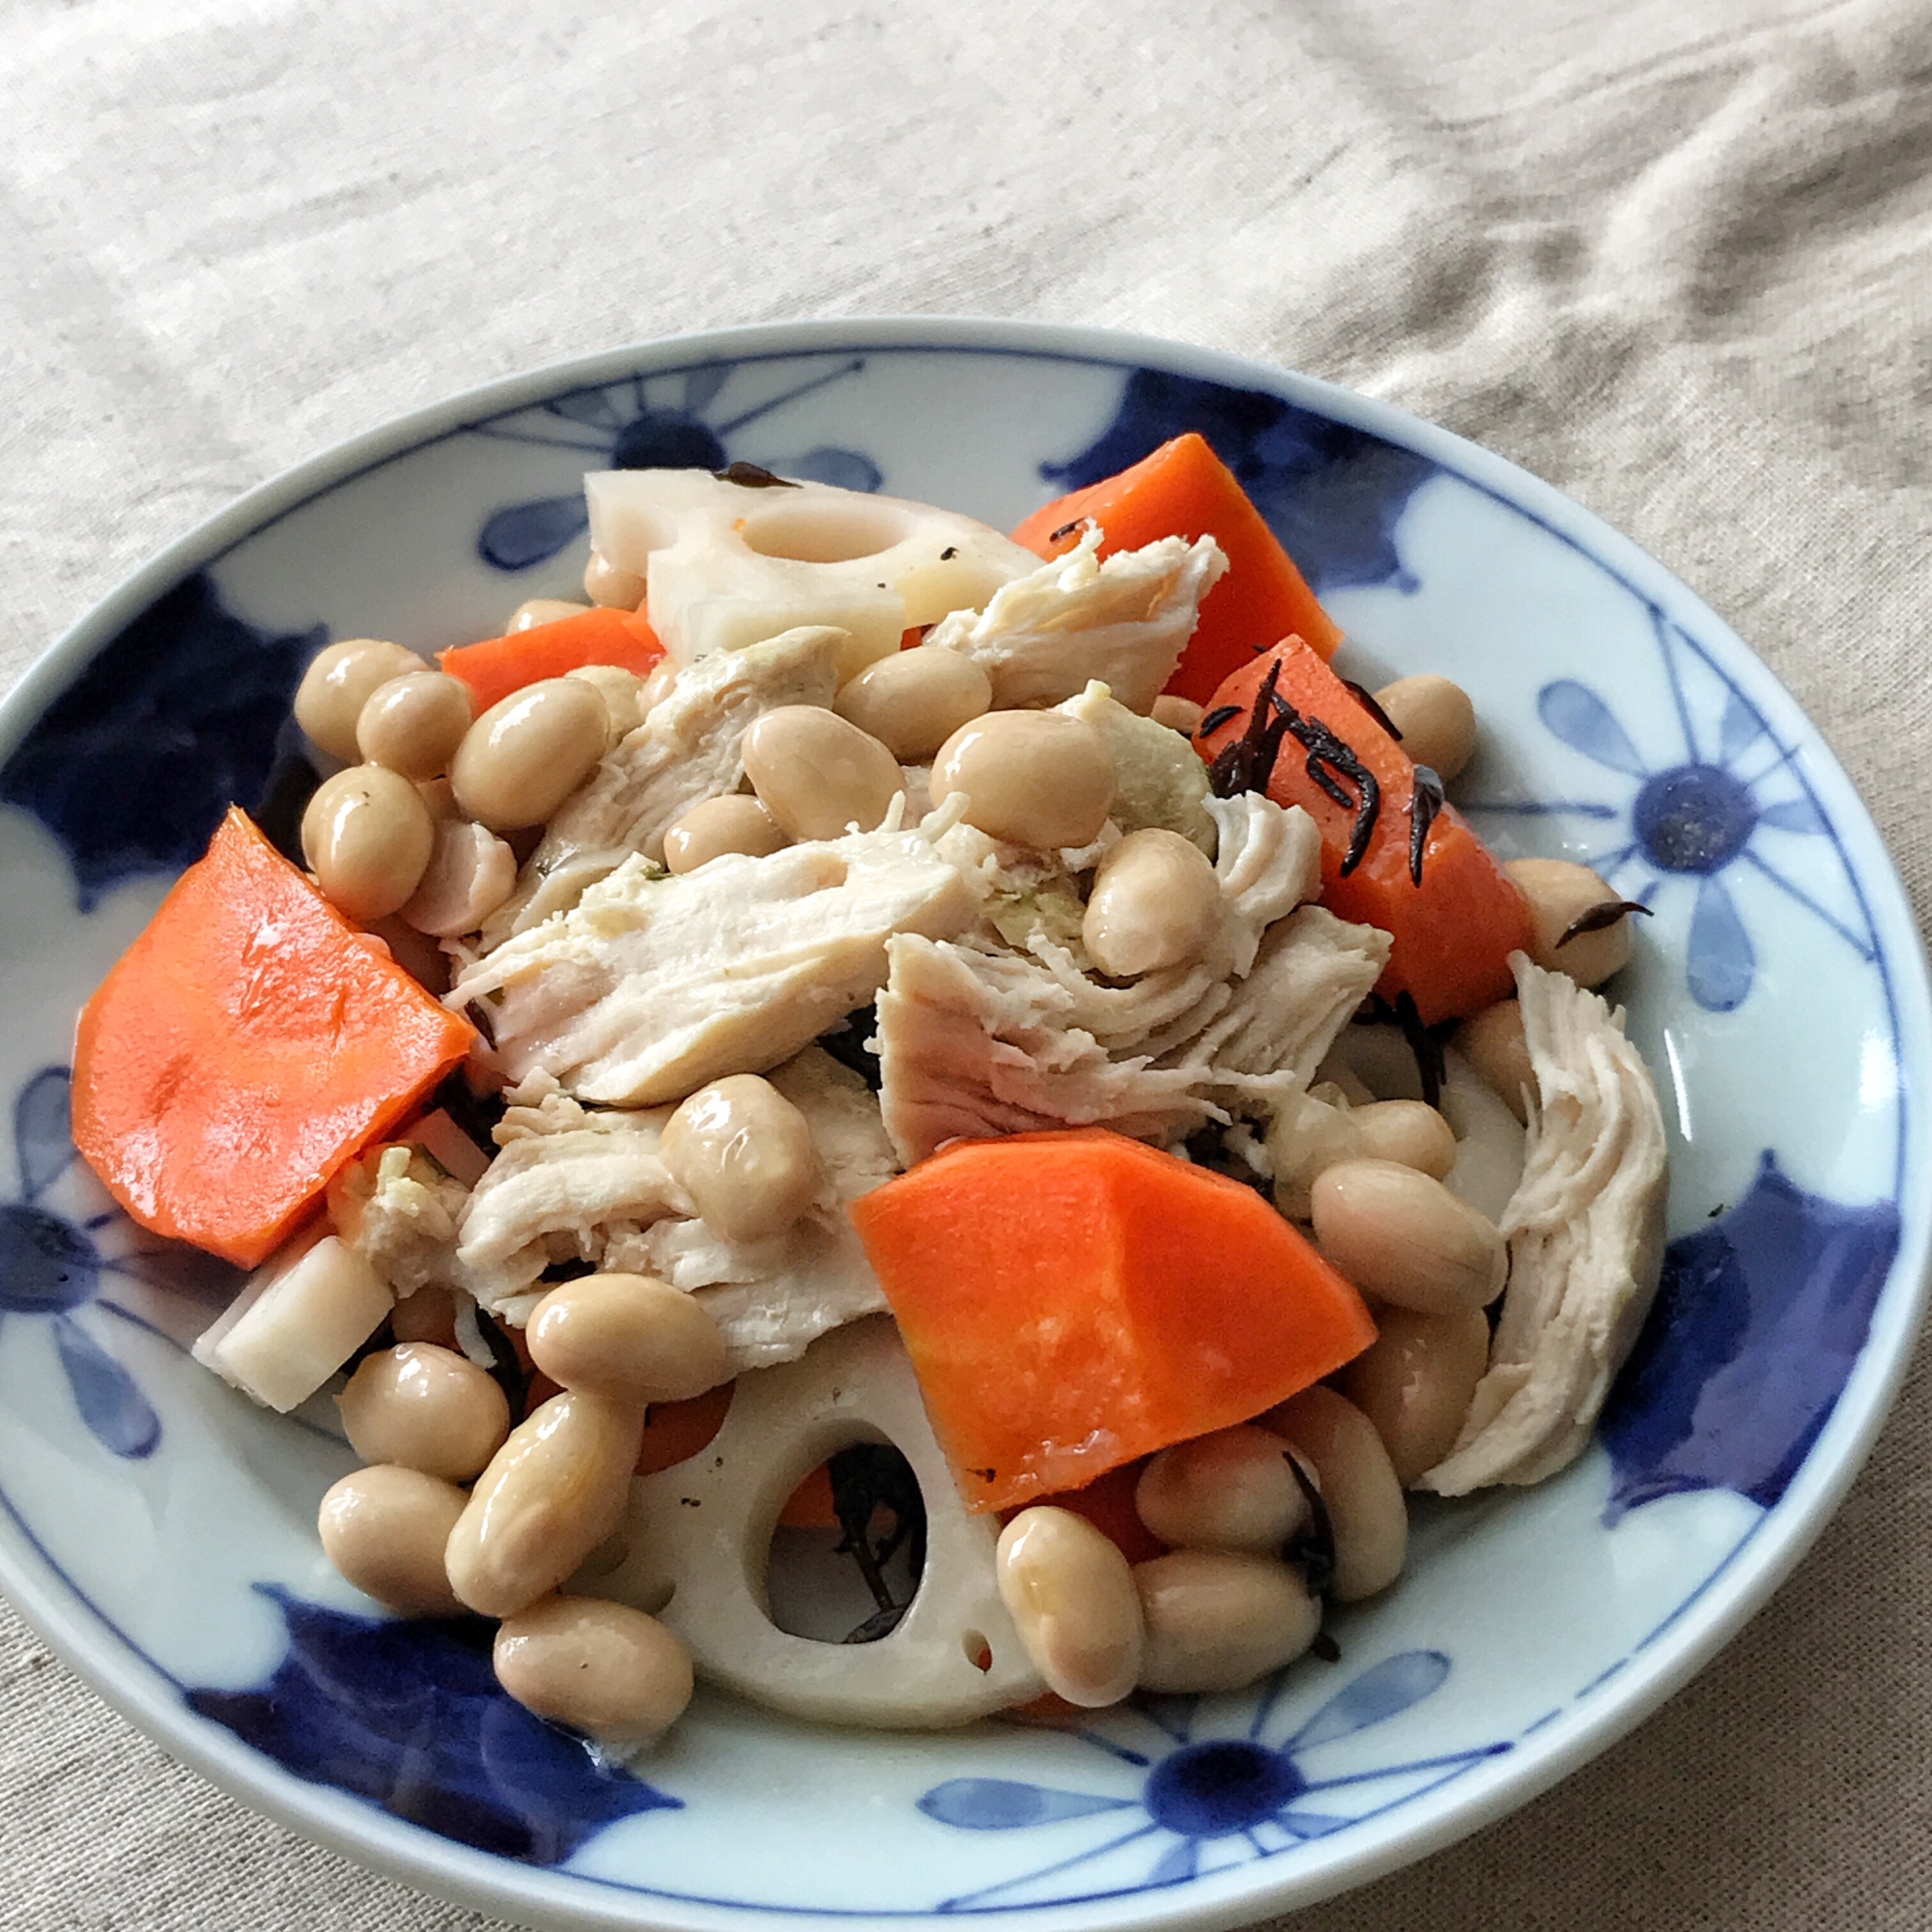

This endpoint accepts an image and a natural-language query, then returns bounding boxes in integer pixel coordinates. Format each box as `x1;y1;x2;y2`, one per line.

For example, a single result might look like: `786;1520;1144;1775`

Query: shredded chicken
448;802;978;1106
1418;955;1669;1495
612;1051;896;1367
453;1089;685;1321
454;1050;897;1361
876;788;1380;1165
926;527;1228;713
474;625;844;949
327;1143;471;1298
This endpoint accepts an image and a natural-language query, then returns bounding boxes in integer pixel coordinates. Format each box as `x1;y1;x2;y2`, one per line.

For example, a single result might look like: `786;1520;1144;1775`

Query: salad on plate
67;428;1667;1756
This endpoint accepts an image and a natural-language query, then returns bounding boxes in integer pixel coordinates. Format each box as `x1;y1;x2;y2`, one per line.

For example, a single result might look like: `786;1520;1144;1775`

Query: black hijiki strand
1181;1125;1275;1202
1407;764;1446;887
430;1071;508;1151
1360;989;1455;1111
1558;898;1654;948
1048;517;1091;545
827;1444;928;1643
471;1303;532;1418
1208;667;1383;876
711;461;799;489
463;999;498;1049
1281;1444;1338;1604
817;1005;883;1093
1197;702;1242;738
1340;679;1404;743
1289;708;1381;876
1206;661;1293;800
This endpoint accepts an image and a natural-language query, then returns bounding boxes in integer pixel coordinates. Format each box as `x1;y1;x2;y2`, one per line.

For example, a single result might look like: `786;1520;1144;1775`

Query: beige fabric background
2;0;1928;1925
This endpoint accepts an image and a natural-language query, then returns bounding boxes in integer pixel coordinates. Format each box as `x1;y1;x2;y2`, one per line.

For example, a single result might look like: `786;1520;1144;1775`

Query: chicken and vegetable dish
70;432;1666;1754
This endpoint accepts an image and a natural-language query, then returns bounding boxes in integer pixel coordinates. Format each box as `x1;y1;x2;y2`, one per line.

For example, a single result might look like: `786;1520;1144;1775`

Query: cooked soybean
1134;1425;1310;1553
1082;828;1223;978
526;1272;732;1406
658;1074;822;1242
1266;1385;1407;1601
740;706;904;839
834;650;992;762
1349;1099;1459;1179
1505;857;1634;986
355;670;474;781
1340;1305;1492;1485
444;1390;644;1619
337;1343;511;1485
1150;695;1205;737
495;1595;694;1749
1454;999;1535;1125
1371;673;1478;781
1310;1157;1508;1314
583;551;645;609
662;794;788;874
294;638;421;761
930;711;1117;850
1133;1549;1321;1692
300;763;436;923
995;1506;1144;1707
507;597;590;632
451;677;610;831
318;1464;468;1618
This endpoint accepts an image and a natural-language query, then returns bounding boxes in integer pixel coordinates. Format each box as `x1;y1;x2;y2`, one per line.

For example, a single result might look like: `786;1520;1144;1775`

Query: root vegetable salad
72;432;1666;1753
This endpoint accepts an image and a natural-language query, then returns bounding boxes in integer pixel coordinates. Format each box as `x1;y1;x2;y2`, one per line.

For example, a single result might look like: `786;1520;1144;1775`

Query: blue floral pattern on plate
920;1652;1506;1910
0;327;1920;1927
0;574;319;909
1463;610;1869;1013
187;1589;681;1863
0;1067;241;1461
469;358;882;571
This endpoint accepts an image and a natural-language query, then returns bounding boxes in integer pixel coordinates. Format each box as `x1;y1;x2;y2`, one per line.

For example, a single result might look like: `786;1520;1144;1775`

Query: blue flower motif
0;1067;239;1460
0;573;321;909
918;1650;1506;1910
468;358;883;572
188;1587;681;1863
1465;609;1867;1012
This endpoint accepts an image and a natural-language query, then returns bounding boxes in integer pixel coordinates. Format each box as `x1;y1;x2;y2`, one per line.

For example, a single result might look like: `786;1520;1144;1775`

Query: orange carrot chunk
72;809;476;1268
1010;432;1343;704
1197;639;1533;1026
849;1128;1377;1514
437;605;664;714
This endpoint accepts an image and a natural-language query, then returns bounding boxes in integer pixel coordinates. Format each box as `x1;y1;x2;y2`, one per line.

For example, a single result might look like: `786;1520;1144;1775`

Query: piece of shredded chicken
327;1143;471;1299
448;800;979;1107
609;1050;898;1367
453;1050;896;1362
925;526;1228;713
453;1083;684;1321
1418;954;1669;1495
877;789;1383;1164
472;624;844;950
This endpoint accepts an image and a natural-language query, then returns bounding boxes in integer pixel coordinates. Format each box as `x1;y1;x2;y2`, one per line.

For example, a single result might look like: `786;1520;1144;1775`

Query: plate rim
1;313;1927;1932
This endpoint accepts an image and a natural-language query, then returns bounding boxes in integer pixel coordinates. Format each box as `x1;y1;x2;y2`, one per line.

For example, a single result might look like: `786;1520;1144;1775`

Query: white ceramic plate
0;319;1925;1932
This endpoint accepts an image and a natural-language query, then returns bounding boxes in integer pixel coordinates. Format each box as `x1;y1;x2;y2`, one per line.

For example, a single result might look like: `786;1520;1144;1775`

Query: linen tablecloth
3;1;1928;1925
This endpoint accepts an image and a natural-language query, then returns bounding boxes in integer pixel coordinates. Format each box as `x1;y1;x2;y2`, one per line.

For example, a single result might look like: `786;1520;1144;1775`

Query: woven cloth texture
1;0;1928;1925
